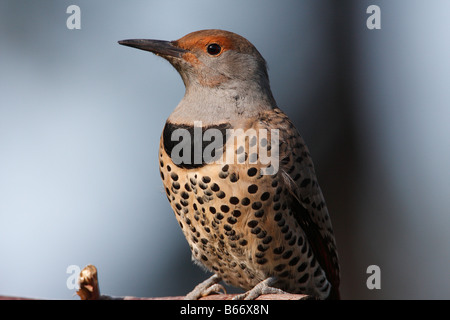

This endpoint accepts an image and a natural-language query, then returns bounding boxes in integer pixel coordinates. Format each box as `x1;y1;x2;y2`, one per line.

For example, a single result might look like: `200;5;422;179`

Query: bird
118;29;340;300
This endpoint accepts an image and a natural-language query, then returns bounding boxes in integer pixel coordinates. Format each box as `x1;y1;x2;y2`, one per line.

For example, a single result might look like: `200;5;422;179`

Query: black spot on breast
216;213;224;220
260;192;270;201
227;217;237;224
232;210;241;217
219;171;228;179
273;246;284;254
217;191;226;199
181;191;189;199
196;196;204;204
256;230;267;239
247;220;258;228
251;227;261;235
180;199;189;207
172;182;180;190
229;173;239;183
257;244;268;252
274;264;286;272
254;210;264;218
252;202;262;210
256;258;268;265
255;252;264;259
263;236;272;244
248;184;258;194
247;167;258;177
162;122;231;169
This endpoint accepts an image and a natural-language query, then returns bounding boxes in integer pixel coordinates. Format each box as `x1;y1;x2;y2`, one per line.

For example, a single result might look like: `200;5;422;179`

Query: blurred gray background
0;0;449;299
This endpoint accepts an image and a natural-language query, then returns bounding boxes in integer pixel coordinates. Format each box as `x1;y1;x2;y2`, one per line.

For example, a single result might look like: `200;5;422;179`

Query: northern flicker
119;29;340;300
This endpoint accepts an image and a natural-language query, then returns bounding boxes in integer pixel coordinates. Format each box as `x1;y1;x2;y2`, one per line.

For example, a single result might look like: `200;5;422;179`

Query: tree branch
76;264;311;301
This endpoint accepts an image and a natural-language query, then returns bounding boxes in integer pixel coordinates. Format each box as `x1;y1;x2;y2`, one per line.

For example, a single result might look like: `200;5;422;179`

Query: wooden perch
0;295;36;300
76;264;311;301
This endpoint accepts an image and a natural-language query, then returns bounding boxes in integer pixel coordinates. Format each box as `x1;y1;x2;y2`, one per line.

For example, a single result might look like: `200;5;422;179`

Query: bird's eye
206;43;222;56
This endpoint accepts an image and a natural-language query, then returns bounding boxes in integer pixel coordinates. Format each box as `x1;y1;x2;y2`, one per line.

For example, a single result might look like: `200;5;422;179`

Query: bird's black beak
118;39;187;58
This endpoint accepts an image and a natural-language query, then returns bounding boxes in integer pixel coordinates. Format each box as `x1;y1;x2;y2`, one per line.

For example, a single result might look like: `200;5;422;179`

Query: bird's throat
168;84;276;126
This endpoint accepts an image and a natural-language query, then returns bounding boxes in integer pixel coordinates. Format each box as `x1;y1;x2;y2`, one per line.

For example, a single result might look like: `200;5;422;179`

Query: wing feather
259;108;340;298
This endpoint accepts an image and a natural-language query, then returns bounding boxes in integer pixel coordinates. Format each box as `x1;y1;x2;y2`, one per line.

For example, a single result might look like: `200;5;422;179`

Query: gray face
165;44;269;95
198;48;268;83
119;29;276;124
120;29;269;89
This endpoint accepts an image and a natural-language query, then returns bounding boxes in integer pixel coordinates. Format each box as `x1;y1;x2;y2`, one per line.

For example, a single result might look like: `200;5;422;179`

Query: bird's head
119;29;270;90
